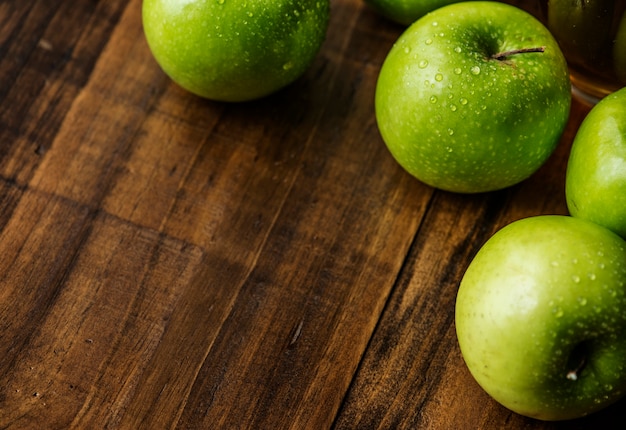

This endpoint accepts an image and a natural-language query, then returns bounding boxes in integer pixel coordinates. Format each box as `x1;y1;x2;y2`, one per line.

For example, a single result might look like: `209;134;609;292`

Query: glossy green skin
142;0;329;102
456;215;626;421
375;2;571;193
364;0;464;26
566;87;626;239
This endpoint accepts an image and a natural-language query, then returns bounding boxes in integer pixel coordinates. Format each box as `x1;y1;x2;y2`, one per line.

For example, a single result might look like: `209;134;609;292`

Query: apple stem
566;357;587;381
491;46;546;61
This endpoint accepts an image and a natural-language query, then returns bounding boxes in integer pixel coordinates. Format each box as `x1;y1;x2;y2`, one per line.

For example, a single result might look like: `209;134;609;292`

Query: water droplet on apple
447;128;454;136
217;0;225;4
553;308;564;318
588;273;597;281
470;66;481;75
572;275;581;283
445;146;453;152
404;46;411;54
429;95;438;104
449;104;457;112
419;60;429;68
454;46;462;53
425;38;433;45
453;67;462;75
459;98;468;105
578;297;588;306
435;73;443;82
283;62;294;71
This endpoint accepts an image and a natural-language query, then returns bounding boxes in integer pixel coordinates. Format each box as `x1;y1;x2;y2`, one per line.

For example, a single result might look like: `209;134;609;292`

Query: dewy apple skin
566;86;626;240
142;0;330;102
456;215;626;421
375;2;571;193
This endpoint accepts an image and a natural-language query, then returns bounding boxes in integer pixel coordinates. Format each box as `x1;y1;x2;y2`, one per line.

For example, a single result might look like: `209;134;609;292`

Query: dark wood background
1;0;623;428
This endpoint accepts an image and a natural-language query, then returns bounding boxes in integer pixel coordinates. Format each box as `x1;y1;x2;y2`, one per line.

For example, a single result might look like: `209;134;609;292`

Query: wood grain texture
1;0;624;429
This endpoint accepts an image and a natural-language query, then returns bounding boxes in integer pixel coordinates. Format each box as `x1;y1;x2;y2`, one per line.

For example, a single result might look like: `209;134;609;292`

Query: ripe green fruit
142;0;329;102
363;0;462;26
456;215;626;421
565;86;626;239
375;2;571;193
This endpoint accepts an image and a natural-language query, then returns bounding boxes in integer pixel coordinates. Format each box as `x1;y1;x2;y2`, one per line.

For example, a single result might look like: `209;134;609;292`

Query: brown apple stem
566;357;587;381
491;46;546;61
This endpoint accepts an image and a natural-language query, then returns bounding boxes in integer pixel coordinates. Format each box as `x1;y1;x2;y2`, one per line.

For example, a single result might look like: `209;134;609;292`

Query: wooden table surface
1;0;624;428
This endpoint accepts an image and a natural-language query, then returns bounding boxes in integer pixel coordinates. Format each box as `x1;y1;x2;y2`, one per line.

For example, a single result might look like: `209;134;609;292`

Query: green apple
565;86;626;239
456;215;626;421
363;0;464;26
142;0;329;102
375;2;571;193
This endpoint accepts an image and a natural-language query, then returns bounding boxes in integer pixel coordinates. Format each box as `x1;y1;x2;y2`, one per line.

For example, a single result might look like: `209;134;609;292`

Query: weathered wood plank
112;2;430;428
2;0;428;427
0;196;204;428
0;0;129;183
